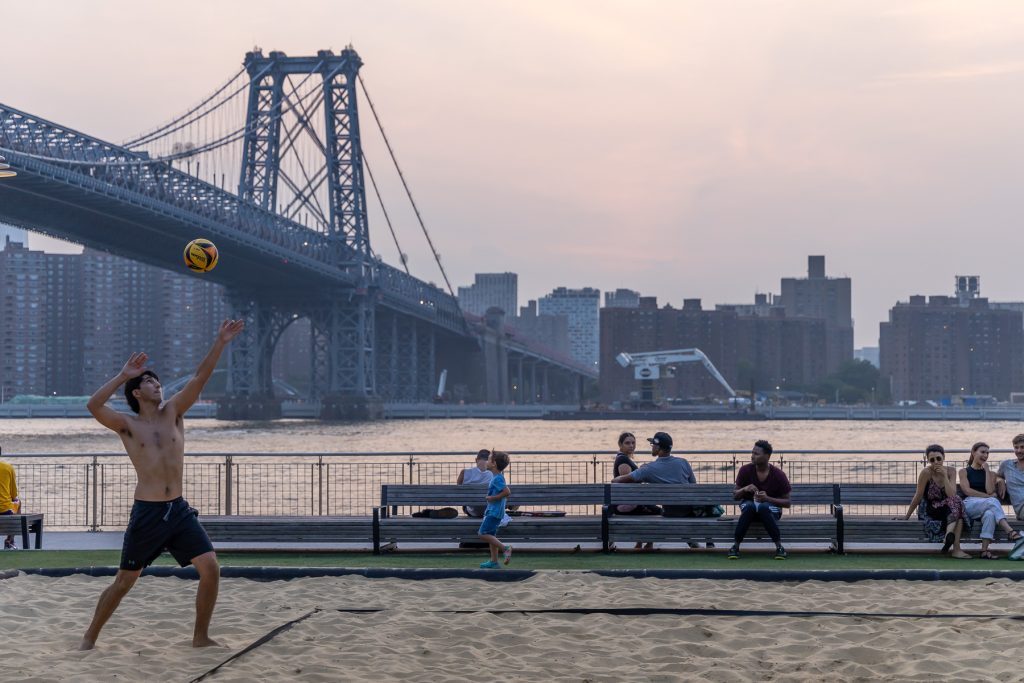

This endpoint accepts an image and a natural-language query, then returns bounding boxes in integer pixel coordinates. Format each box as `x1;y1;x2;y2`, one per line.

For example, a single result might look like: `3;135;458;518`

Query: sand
1;571;1023;682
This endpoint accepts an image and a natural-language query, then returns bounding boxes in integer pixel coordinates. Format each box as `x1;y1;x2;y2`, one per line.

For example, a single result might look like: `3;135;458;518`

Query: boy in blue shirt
478;450;512;569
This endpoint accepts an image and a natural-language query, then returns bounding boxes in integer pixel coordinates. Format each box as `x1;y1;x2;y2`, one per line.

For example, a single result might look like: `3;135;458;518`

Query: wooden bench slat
199;515;370;543
381;484;607;507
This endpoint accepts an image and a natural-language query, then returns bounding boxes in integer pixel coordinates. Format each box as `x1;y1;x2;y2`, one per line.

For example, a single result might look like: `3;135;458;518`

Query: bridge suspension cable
357;73;459;302
364;155;410;274
122;67;247;148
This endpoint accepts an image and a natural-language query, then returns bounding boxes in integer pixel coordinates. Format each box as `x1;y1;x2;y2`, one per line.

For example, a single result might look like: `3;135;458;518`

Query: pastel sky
5;1;1024;347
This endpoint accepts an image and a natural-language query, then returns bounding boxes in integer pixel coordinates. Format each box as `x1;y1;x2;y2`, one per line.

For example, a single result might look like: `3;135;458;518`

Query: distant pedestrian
478;451;513;569
0;446;21;550
728;440;790;560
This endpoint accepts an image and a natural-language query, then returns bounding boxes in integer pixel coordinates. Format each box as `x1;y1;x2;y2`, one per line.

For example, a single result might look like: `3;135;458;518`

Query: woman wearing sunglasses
899;444;970;559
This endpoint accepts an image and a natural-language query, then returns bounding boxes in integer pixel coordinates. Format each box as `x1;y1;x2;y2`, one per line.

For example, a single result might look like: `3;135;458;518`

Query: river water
2;417;1022;455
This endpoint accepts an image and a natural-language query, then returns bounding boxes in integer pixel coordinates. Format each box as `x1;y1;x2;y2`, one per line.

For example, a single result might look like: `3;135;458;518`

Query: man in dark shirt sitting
728;440;791;560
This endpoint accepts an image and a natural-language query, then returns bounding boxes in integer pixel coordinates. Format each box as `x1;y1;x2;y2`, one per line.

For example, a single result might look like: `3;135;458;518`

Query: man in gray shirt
613;432;696;516
997;434;1024;520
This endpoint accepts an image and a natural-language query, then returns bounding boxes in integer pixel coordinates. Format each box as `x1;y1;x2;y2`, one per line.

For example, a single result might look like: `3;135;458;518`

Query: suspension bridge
0;48;594;419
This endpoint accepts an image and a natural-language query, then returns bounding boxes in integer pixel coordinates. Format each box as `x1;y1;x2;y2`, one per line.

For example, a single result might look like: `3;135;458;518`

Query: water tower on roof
955;275;980;305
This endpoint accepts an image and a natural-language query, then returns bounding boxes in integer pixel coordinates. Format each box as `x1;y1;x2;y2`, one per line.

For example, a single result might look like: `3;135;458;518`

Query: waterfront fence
4;450;1004;531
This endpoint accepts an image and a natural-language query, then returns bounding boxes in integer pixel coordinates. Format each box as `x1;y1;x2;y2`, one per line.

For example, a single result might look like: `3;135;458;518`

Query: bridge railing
2;449;996;531
0;103;334;267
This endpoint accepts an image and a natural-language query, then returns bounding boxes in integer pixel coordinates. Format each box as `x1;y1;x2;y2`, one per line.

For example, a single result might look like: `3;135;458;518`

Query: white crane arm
615;348;736;397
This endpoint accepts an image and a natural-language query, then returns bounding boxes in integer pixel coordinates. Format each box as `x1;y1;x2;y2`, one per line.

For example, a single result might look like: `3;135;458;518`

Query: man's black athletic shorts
120;497;214;571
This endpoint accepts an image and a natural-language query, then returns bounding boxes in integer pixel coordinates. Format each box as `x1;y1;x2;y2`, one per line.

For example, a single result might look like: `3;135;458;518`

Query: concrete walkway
12;531;1001;554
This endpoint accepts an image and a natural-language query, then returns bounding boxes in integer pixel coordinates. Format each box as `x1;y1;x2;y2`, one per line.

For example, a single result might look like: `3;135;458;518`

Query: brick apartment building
601;295;829;404
880;289;1024;402
600;297;740;402
778;255;853;375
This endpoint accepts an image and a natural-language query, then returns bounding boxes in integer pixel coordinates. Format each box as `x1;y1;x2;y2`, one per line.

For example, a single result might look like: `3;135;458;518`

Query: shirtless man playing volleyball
80;320;244;650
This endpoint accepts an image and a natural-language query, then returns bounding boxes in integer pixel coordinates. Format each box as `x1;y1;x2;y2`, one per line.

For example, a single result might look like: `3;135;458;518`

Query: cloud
870;60;1024;86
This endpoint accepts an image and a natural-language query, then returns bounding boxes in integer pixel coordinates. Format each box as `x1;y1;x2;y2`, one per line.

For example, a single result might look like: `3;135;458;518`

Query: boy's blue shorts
478;515;501;536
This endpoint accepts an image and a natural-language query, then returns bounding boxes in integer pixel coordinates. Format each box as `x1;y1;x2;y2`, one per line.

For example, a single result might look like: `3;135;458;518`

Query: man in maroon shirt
727;440;791;560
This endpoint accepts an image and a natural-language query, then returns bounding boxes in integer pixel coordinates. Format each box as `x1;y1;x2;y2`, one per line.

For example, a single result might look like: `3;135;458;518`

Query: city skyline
6;2;1024;348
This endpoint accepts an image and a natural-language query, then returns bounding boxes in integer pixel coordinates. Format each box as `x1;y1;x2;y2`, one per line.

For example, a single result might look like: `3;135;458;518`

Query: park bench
199;515;373;547
373;484;606;554
0;513;44;549
604;483;840;552
834;483;1024;553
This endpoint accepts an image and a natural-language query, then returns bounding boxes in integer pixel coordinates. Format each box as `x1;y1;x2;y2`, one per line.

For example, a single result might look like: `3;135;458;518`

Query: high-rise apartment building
514;300;571;357
80;249;228;395
457;273;518;316
45;253;84;395
539;286;600;368
81;249;155;392
778;255;853;374
157;268;230;382
604;288;640;309
0;240;48;398
0;225;28;246
854;347;880;368
880;287;1024;402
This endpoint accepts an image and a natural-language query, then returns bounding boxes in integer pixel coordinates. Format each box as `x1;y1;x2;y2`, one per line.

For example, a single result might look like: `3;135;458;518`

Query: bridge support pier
310;297;377;419
218;291;283;420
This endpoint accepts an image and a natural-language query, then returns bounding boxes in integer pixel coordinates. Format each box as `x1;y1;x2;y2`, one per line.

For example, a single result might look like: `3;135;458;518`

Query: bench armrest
833;504;844;554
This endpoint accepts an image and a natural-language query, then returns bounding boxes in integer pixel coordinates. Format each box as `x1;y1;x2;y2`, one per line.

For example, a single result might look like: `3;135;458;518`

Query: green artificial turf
0;549;1019;572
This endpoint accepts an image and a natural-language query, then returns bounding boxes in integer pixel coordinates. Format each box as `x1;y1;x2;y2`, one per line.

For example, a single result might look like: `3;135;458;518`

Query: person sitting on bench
897;444;969;559
728;440;790;560
458;449;494;518
0;446;21;550
959;441;1022;559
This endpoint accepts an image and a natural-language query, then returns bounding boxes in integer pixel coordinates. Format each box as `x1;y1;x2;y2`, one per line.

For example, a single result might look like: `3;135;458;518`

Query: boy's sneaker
774;545;787;560
502;544;513;565
479;560;500;569
727;545;739;560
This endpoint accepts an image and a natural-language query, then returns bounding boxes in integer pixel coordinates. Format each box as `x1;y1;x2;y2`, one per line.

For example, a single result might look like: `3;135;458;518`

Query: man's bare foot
79;638;96;651
193;636;221;648
952;550;972;559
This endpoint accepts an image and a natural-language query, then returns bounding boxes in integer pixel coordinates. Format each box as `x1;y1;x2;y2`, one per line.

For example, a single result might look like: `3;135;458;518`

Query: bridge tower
220;48;379;419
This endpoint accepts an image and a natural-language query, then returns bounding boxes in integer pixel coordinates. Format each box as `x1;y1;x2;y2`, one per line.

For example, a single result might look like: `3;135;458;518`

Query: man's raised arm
87;352;147;432
168;320;245;416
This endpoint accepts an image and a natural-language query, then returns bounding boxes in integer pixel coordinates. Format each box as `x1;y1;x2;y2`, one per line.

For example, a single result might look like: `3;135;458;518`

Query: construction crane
615;349;736;405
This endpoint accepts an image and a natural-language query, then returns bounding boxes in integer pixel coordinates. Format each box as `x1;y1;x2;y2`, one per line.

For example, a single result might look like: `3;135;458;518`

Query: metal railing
2;449;1010;530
